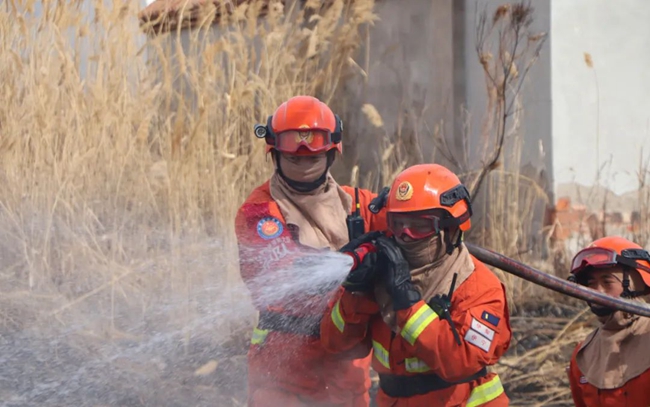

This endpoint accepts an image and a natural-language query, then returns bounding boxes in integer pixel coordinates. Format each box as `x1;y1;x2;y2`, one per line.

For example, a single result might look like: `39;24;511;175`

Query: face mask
396;234;445;269
278;153;328;183
589;303;616;317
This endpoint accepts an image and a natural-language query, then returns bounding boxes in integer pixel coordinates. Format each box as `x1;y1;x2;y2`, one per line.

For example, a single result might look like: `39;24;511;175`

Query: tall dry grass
0;0;375;316
0;0;600;405
1;0;379;403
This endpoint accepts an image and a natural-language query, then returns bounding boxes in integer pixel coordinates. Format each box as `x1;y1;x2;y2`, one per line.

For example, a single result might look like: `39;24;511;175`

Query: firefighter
321;163;512;407
567;236;650;406
235;95;387;407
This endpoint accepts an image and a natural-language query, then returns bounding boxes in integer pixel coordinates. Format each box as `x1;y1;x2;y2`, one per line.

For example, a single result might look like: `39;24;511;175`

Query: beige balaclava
269;153;352;251
576;270;650;389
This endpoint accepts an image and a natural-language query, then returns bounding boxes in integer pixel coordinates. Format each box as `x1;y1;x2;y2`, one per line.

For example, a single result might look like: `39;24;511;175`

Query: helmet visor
571;246;650;275
275;129;332;153
388;212;441;240
570;247;619;275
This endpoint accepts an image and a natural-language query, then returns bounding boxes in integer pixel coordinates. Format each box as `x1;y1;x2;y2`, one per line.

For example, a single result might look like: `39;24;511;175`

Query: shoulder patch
481;310;500;327
257;217;283;240
464;328;492;353
471;318;495;341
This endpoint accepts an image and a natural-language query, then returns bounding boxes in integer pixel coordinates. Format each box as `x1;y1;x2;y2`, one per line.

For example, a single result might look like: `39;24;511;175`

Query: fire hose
464;242;650;318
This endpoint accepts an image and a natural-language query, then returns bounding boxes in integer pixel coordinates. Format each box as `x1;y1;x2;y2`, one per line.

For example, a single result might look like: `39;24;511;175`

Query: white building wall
552;0;650;196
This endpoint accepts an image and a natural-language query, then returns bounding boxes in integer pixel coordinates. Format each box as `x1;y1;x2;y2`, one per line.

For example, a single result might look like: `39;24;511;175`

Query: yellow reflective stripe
372;340;390;369
331;300;345;333
401;304;438;345
250;328;269;345
466;375;505;407
405;357;430;373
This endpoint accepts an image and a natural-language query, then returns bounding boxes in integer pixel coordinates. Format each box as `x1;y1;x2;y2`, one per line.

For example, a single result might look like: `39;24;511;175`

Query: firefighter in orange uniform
321;163;512;406
235;96;388;407
567;236;650;407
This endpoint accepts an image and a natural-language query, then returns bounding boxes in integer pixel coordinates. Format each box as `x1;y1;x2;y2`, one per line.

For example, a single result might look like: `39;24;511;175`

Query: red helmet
386;164;472;242
254;96;343;156
570;236;650;289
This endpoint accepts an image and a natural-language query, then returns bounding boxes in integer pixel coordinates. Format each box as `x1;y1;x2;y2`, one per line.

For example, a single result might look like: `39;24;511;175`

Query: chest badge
257;217;283;240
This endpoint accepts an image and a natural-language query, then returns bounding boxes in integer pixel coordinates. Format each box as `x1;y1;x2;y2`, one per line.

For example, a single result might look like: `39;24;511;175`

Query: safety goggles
570;246;650;275
388;211;466;240
274;129;333;154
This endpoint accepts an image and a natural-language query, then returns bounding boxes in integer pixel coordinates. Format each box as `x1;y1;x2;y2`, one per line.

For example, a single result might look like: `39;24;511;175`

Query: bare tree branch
468;1;547;200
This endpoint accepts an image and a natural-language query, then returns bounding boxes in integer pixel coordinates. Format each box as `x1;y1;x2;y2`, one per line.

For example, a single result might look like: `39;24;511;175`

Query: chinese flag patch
481;310;500;327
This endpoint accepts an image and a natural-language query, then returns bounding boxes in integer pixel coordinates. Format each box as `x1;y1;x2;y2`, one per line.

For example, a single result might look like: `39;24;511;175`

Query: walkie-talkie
347;187;366;241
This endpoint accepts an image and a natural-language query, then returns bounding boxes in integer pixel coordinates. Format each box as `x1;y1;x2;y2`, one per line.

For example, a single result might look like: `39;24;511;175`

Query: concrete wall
458;0;552;249
25;0;148;83
334;0;460;189
462;0;552;191
337;0;553;251
338;0;552;186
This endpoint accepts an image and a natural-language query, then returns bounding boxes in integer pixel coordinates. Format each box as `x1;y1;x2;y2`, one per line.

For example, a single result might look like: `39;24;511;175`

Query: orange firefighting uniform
568;343;650;407
321;257;511;407
235;181;387;407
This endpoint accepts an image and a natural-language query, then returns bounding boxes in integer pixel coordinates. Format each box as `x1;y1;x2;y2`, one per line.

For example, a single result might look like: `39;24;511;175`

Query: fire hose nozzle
344;243;377;270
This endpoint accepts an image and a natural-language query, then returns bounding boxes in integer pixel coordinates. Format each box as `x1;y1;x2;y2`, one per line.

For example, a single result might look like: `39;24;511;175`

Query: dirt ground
0;294;590;407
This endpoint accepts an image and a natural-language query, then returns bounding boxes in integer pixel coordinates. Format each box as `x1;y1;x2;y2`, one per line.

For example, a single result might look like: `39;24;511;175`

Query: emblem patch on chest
257;217;283;240
579;376;588;384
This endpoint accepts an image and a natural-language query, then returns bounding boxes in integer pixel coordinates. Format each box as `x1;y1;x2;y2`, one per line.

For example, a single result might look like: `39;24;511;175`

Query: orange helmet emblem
396;181;413;201
387;164;472;232
259;96;343;155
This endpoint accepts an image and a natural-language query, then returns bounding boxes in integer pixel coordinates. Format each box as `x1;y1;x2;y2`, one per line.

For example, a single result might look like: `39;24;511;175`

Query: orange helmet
570;236;650;292
253;96;343;156
386;164;472;244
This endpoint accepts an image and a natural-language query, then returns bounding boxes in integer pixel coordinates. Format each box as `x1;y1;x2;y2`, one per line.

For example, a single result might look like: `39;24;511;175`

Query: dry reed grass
0;0;376;320
0;0;377;404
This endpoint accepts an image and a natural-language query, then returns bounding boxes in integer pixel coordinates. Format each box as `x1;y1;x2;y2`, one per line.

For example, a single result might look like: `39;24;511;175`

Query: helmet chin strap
274;150;335;193
586;269;649;317
442;229;463;255
619;268;650;299
588;303;617;317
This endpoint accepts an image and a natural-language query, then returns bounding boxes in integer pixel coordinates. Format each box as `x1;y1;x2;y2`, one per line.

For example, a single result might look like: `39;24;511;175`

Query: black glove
342;251;378;293
375;235;421;311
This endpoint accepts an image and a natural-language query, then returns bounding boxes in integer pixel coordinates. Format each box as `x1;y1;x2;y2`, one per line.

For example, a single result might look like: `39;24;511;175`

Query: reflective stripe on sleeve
372;340;390;369
405;357;431;373
250;328;269;345
466;374;505;407
331;300;345;333
401;304;439;345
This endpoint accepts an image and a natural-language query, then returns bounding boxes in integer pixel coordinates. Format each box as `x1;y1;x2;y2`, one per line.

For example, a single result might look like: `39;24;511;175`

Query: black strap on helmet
617;248;650;298
256;114;344;150
439;184;473;217
438;184;472;254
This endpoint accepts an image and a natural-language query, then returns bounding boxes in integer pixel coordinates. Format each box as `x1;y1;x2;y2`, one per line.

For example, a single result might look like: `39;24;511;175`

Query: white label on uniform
471;318;495;341
259;236;291;271
465;328;492;352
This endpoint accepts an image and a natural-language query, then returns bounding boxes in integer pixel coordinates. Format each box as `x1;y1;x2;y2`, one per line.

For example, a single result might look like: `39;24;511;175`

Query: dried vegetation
0;0;623;405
